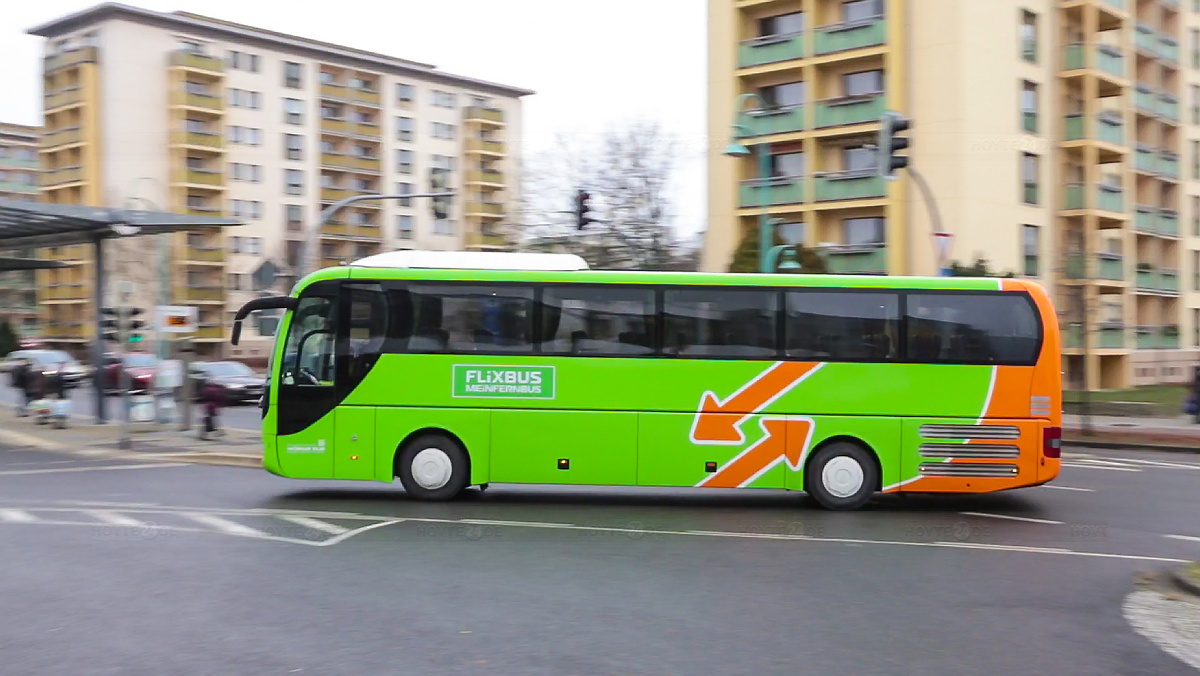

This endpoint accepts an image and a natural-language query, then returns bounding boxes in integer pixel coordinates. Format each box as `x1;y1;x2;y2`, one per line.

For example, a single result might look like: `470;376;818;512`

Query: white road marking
86;511;148;527
1164;534;1200;544
1108;457;1200;471
277;514;349;535
315;520;404;547
1042;485;1095;492
0;463;186;476
1062;462;1140;472
182;513;268;538
959;511;1063;525
0;509;36;523
458;519;572;528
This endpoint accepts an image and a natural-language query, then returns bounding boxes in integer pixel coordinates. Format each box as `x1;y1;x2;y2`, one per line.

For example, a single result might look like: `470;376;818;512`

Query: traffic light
100;307;121;342
430;168;450;220
124;307;145;344
573;189;594;230
878;111;911;180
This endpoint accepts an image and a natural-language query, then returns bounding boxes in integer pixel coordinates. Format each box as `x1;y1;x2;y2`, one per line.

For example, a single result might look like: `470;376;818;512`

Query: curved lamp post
724;92;786;274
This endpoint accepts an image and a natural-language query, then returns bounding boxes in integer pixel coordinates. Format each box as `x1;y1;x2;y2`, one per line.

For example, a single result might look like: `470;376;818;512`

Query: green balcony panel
819;246;888;274
1022;112;1037;133
1065;254;1085;280
1159;210;1179;235
1135;84;1157;113
1063;43;1085;70
745;106;804;136
814;18;886;56
814;172;886;201
1064;184;1084;209
739;177;804;207
1135;145;1157;173
1097;255;1124;281
814;94;886;128
1159;153;1179;178
1135;206;1156;232
1095;45;1125;79
1097;185;1123;212
1098;327;1125;349
1135;24;1158;54
1097;113;1124;145
1063;114;1084;141
1159;95;1179;121
1136;270;1156;289
1160;270;1179;292
1136;329;1156;349
739;33;804;68
1063;324;1083;349
1159;36;1179;64
1162;331;1180;349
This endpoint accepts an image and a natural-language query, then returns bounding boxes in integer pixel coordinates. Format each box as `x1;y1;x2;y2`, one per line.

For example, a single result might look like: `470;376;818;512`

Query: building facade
0;123;42;339
708;0;1200;389
28;4;531;359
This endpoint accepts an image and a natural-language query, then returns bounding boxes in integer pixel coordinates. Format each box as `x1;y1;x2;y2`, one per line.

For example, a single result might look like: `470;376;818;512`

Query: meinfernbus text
231;250;1062;511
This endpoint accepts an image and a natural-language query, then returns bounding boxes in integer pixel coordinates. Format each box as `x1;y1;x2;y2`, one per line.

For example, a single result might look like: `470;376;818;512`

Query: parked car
100;352;158;394
5;349;89;389
189;360;266;405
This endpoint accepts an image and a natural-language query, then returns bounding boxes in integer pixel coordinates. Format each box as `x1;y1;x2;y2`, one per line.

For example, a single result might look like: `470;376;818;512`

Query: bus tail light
1042;426;1062;459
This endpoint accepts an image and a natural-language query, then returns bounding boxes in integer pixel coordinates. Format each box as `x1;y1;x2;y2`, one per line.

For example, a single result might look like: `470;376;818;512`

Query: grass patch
1182;562;1200;587
1064;386;1189;410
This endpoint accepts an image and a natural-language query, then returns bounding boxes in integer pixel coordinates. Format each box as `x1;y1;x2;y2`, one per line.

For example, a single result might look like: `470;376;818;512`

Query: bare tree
516;120;694;270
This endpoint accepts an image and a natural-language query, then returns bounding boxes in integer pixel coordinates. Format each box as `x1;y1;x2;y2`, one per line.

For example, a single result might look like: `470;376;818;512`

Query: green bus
232;250;1063;511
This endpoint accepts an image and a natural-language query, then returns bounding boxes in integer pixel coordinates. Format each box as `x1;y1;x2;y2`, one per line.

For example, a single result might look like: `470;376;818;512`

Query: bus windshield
280;296;337;386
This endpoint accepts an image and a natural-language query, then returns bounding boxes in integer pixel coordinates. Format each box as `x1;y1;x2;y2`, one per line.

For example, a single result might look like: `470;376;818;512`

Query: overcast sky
0;0;708;236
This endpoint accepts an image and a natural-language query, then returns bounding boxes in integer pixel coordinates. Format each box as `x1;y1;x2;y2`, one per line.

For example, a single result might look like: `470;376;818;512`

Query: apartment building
0;123;42;338
708;0;1200;390
28;3;531;359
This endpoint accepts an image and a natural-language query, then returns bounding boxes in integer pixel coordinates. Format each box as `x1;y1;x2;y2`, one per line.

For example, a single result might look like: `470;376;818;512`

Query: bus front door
275;292;339;478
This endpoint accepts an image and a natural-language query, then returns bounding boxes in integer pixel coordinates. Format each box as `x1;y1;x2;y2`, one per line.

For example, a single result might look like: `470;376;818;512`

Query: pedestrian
198;378;226;440
11;358;30;416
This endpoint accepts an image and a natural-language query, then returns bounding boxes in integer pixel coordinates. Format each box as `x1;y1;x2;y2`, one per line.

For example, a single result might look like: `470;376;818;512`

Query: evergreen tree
727;229;828;274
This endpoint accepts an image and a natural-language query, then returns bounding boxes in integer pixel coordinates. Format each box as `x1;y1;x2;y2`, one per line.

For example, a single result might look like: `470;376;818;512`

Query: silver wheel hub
411;448;453;490
822;456;865;499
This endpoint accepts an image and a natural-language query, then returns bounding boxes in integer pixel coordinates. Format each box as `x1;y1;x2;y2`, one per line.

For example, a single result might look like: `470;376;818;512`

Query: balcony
183;206;222;218
1158;35;1179;64
1136;327;1157;350
1159;209;1179;236
320;152;350;169
180;287;224;303
320;82;347;100
1097;254;1124;281
44;87;83;111
41;166;83;187
817;244;888;274
1159;151;1179;178
352;224;382;239
320;117;350;134
814;93;885;129
743;105;805;136
353;87;381;106
738;32;803;68
183;246;224;263
466;169;505;185
194;324;225;341
466;201;505;217
43;285;85;301
44;47;98;73
1134;84;1157;115
1097;325;1125;349
353;122;381;139
322;223;351;237
739;176;804;207
1135;205;1157;232
464;106;505;125
172;91;224;112
466;138;505;155
1135;23;1158;55
813;170;886;201
1158;94;1179;121
1162;328;1181;349
1063;183;1123;212
1135;268;1157;290
465;229;508;249
1095;44;1125;79
813;16;886;56
172;130;222;149
169;50;223;75
1135;144;1157;173
1158;268;1179;292
321;187;351;202
174;169;223;186
351;155;381;172
40;126;83;148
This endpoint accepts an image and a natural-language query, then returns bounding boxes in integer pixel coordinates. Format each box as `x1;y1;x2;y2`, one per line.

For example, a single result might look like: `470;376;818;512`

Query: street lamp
724;92;777;273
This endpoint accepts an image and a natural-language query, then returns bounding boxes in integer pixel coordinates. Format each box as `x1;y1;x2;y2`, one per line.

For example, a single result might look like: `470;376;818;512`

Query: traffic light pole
298;191;456;280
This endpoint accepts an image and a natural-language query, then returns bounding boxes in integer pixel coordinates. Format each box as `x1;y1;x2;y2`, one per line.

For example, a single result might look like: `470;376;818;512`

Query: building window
842;146;874;172
757;11;804;38
227;51;259;72
1194;196;1200;236
284;61;303;89
285;169;303;195
434;219;455;236
229;236;242;254
767;152;804;177
1193;140;1200;180
396;215;414;239
396;116;414;142
1020;11;1037;62
1021;81;1038;133
285;133;303;161
284;98;303;125
229;89;261;109
1023;225;1039;276
843;0;882;22
286;205;303;232
842;70;883;97
432;90;457;108
397;83;415;104
1021;152;1039;205
396;149;414;174
246;237;262;255
1192;28;1200;69
432;122;456;140
760;82;805;109
1194;308;1200;348
843;217;884;245
229;272;243;291
396;182;413;207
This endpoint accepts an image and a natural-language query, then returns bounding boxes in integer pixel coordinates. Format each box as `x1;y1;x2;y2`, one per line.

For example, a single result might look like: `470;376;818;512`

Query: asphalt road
0;383;263;430
0;442;1197;675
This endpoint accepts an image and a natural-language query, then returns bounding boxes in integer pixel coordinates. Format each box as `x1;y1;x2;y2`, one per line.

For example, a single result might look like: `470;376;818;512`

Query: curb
1171;565;1200;599
1064;438;1200;454
149;452;261;469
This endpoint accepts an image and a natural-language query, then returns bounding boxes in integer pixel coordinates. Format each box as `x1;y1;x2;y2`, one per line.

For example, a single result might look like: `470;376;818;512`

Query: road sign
155;305;197;334
931;231;953;265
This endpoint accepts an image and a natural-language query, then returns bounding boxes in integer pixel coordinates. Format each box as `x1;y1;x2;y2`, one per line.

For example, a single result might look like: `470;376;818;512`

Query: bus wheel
805;442;878;511
396;434;469;502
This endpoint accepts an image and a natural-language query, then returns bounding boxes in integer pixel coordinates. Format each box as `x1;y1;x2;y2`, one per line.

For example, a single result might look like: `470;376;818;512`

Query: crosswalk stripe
0;509;35;523
87;510;147;527
277;514;349;535
1062;462;1140;472
1043;485;1095;492
183;513;267;537
960;511;1064;525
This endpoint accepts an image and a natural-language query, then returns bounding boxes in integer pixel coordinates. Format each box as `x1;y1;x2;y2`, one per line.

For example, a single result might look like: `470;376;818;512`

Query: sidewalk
1063;413;1200;452
0;406;262;468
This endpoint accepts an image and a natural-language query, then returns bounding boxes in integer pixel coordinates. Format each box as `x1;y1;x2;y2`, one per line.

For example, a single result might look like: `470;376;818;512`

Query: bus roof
350;250;590;271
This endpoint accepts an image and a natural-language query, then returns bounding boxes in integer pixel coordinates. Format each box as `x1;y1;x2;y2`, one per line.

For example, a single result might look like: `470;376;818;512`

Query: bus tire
396;434;470;502
805;442;878;511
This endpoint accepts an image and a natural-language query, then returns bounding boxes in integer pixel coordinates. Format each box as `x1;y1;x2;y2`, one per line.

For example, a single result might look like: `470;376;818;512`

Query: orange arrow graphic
690;361;823;444
699;417;815;488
